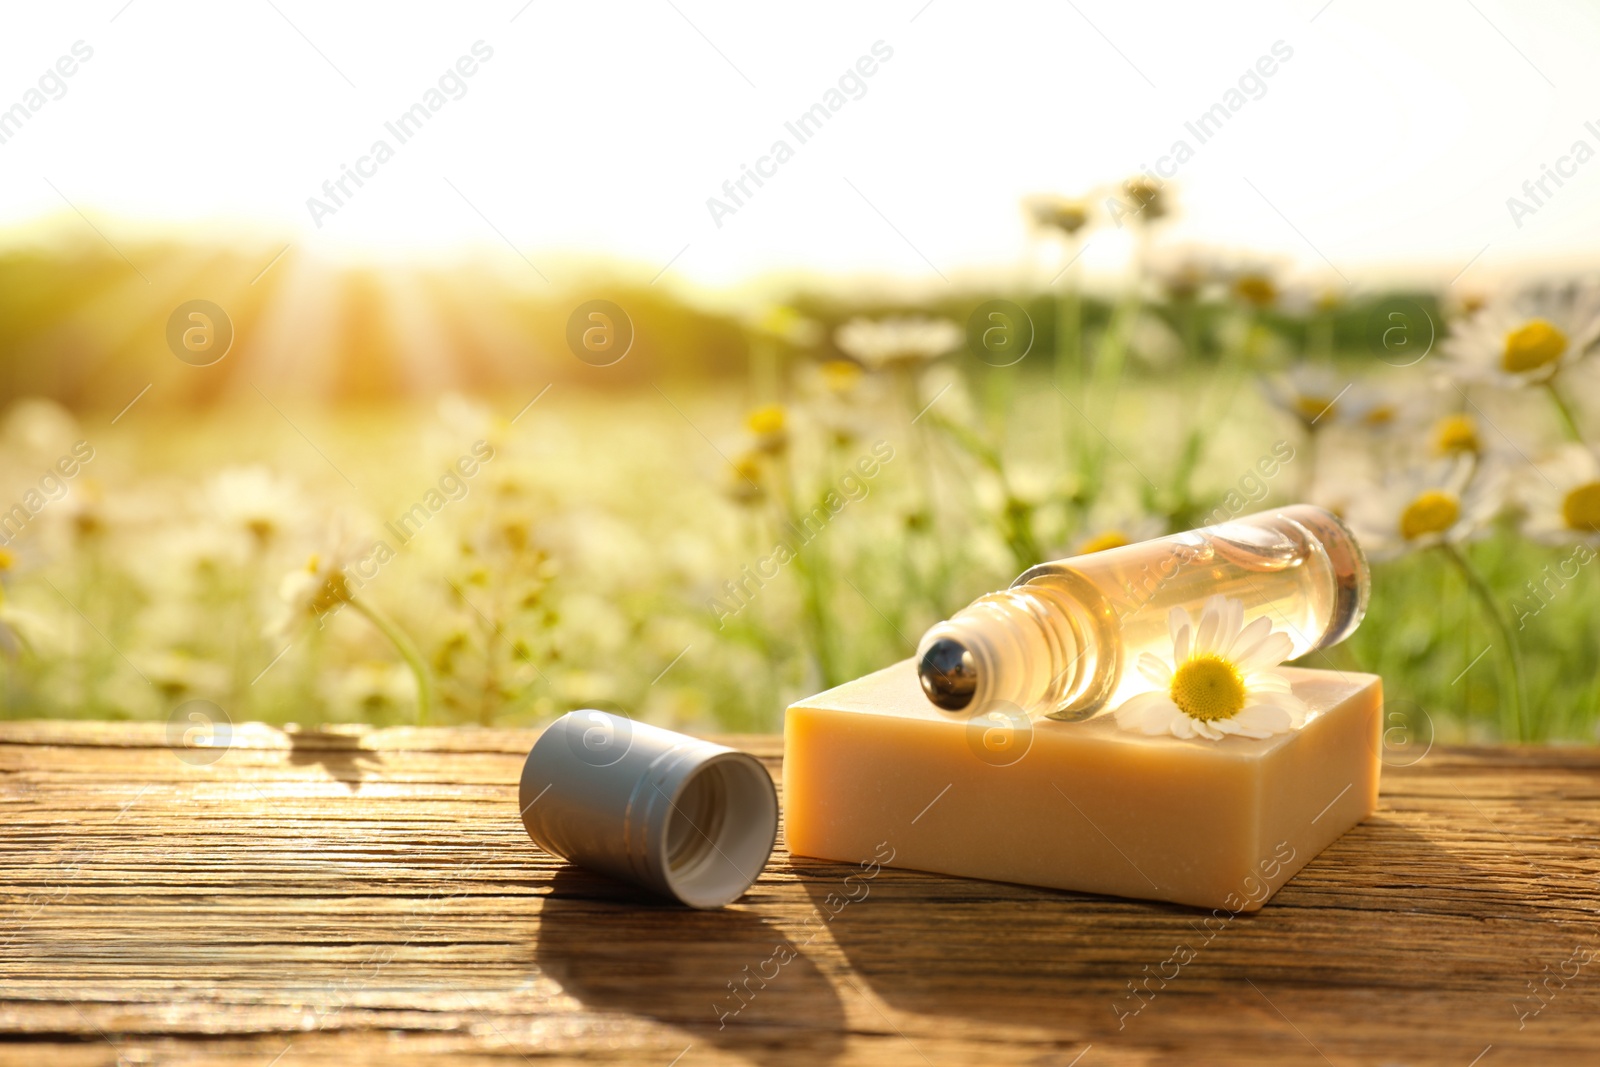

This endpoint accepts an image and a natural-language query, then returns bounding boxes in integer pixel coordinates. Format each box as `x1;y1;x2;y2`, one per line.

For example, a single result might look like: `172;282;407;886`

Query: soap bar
784;661;1381;911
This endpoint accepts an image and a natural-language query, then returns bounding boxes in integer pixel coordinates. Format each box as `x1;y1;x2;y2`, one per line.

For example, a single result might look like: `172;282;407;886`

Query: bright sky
2;0;1598;292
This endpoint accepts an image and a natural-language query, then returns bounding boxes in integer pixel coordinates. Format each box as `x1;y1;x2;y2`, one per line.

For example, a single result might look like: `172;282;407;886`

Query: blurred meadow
6;0;1600;747
3;183;1600;743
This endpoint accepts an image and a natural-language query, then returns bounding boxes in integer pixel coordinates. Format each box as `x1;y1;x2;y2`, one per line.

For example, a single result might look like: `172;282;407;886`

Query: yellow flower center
246;518;277;544
820;360;863;394
745;404;786;435
1399;490;1460;541
1034;198;1089;235
1502;319;1568;374
1363;403;1397;427
1294;395;1335;423
1169;654;1247;722
1232;274;1277;308
0;547;14;572
1079;530;1131;554
1562;481;1600;532
1432;414;1480;455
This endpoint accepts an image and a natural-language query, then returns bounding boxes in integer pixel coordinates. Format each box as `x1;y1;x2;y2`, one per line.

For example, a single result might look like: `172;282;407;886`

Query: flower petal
1169;713;1197;739
1195;602;1222;656
1234;704;1292;735
1222;597;1245;649
1169;606;1191;648
1173;623;1190;665
1236;630;1294;672
1226;615;1273;662
1115;690;1179;734
1269;692;1308;727
1244;669;1295;694
1137;652;1173;687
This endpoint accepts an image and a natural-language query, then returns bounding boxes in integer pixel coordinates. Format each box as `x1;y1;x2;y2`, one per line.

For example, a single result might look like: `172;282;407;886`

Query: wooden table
2;721;1597;1066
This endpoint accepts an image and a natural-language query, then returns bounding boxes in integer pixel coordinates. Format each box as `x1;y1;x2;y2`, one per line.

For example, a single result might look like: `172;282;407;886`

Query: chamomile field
3;274;1598;743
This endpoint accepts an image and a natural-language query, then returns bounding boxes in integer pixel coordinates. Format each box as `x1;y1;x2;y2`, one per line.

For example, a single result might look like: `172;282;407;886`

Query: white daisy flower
1259;364;1353;430
133;650;230;701
1113;595;1307;741
268;514;372;639
1142;246;1218;303
1072;514;1168;556
1277;273;1353;316
1345;384;1406;436
1344;458;1506;561
1521;444;1600;546
1023;194;1092;238
1442;285;1600;388
206;466;304;550
747;305;822;347
834;316;962;373
1427;411;1484;460
1226;263;1282;310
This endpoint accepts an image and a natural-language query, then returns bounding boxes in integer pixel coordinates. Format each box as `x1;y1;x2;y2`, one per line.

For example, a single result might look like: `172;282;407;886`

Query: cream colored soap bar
784;661;1381;911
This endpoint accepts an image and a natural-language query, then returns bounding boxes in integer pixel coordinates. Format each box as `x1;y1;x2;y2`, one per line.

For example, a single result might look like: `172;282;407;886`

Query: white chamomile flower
834;316;962;372
1426;411;1483;460
1443;286;1600;388
269;514;371;639
1113;595;1307;741
747;305;822;347
1521;444;1600;547
1277;273;1352;316
1072;513;1167;556
1344;458;1506;561
207;466;303;549
1259;364;1352;430
1023;194;1091;238
1143;246;1218;303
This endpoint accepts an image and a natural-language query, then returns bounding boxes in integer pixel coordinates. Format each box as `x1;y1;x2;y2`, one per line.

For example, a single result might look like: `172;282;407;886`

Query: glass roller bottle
915;505;1370;720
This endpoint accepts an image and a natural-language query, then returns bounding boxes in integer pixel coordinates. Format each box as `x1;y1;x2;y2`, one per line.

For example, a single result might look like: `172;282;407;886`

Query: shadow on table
533;865;847;1062
284;728;383;791
795;819;1503;1034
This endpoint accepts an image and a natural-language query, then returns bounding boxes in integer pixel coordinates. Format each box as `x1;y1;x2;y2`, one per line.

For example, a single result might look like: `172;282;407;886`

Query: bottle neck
918;581;1094;719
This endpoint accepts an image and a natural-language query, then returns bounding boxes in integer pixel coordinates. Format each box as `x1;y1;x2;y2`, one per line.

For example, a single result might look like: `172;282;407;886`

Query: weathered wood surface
1;720;1598;1066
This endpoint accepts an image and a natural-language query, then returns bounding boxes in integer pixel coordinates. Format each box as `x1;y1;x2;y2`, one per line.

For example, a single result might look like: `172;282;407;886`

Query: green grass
0;355;1595;743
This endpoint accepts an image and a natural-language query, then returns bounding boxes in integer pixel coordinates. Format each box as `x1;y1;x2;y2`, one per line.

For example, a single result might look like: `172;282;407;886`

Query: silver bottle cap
519;710;778;908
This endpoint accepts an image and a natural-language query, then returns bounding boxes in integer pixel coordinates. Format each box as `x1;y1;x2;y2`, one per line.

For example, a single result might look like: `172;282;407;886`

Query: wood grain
1;720;1598;1066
